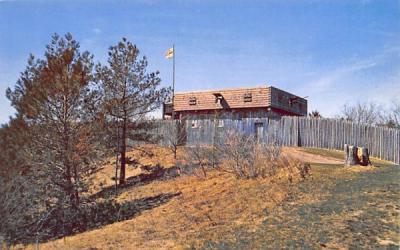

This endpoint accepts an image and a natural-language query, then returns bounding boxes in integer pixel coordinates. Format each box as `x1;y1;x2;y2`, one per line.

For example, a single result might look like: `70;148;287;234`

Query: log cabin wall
175;108;282;120
269;86;307;116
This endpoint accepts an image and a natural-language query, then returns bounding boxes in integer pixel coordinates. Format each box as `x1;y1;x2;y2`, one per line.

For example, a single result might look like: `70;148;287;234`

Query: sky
0;0;399;123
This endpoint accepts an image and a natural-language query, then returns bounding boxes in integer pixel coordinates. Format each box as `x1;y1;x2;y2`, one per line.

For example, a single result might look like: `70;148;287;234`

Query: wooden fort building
163;86;307;120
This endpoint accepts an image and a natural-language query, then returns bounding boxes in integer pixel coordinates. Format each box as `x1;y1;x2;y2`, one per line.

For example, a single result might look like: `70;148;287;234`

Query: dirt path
282;147;342;164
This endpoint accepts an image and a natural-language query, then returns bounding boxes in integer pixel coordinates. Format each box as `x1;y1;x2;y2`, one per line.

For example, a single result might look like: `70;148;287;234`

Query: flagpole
172;44;175;119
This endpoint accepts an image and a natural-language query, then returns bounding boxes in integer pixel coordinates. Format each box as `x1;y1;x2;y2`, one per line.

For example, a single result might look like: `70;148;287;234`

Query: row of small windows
188;94;305;109
188;94;305;111
191;119;224;128
188;93;253;105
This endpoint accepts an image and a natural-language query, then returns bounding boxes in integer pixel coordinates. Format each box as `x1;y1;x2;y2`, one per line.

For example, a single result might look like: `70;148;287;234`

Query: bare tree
163;119;186;160
386;100;400;128
339;101;384;125
211;110;224;168
96;38;170;185
216;130;282;179
180;144;212;178
180;130;310;181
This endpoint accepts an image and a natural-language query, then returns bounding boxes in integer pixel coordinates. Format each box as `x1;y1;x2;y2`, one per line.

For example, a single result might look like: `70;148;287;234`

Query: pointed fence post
344;144;349;164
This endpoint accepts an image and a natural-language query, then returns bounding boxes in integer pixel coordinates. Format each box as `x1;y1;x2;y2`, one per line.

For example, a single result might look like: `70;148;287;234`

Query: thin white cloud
308;45;400;94
367;71;400;106
299;44;400;117
92;28;102;35
310;60;377;93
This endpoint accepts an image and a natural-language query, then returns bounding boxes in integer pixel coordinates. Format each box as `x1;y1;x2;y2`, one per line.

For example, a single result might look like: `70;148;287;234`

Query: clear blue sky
0;0;399;123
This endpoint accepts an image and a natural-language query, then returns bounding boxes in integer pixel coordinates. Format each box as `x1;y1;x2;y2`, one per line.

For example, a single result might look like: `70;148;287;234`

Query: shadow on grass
35;192;181;244
91;165;180;200
81;192;181;231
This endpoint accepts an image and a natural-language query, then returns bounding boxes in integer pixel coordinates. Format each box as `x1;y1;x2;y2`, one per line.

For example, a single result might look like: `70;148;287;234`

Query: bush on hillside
181;130;311;181
178;144;214;178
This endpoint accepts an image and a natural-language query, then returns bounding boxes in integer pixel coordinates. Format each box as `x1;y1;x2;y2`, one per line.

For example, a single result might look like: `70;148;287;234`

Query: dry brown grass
20;145;399;249
343;165;379;172
26;171;296;250
23;145;307;250
88;145;183;194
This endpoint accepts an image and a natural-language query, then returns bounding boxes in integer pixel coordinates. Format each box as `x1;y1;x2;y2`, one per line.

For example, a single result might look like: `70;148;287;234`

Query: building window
216;96;223;105
244;93;252;102
189;96;196;105
213;93;223;105
278;94;284;103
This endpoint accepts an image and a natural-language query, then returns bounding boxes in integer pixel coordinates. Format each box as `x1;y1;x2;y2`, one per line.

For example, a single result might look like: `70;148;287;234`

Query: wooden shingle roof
173;86;272;111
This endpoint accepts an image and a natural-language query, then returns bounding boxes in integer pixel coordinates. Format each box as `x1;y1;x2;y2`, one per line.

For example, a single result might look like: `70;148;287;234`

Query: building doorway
254;122;264;142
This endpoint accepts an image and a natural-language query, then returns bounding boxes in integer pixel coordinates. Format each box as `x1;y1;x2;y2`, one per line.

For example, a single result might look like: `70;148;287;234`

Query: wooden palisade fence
153;117;400;165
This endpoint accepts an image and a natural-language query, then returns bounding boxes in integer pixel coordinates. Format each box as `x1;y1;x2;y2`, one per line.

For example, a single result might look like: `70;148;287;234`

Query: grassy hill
21;146;399;250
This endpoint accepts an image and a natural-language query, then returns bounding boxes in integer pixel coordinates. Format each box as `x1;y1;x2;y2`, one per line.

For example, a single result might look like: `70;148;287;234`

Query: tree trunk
115;121;120;188
119;118;127;185
173;148;177;160
120;150;126;185
72;162;80;207
70;189;80;209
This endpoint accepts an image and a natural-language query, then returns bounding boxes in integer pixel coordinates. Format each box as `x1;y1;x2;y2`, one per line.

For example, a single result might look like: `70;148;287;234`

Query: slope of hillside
22;146;399;250
200;161;400;249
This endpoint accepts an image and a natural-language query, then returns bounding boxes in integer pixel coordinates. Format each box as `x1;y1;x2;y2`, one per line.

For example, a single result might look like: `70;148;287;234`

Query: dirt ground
282;147;342;164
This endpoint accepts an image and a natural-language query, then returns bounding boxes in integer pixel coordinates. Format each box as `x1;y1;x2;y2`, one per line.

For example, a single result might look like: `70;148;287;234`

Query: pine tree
6;33;105;236
95;38;170;185
0;117;30;180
